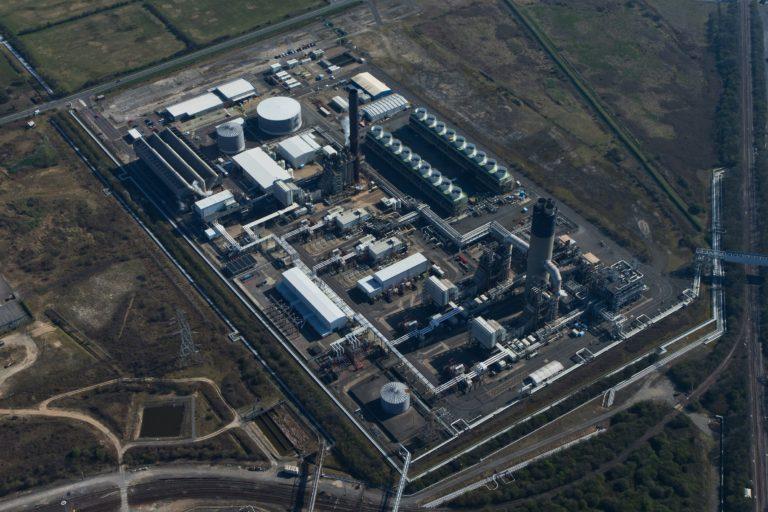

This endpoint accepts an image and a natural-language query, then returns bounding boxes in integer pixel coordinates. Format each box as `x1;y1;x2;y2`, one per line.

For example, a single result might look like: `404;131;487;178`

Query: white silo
216;121;245;155
380;381;411;415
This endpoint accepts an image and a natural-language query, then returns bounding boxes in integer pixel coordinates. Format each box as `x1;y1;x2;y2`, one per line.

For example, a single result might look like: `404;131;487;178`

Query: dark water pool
139;404;185;438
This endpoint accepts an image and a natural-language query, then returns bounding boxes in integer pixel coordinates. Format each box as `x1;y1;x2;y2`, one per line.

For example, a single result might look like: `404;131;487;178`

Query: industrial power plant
115;49;673;471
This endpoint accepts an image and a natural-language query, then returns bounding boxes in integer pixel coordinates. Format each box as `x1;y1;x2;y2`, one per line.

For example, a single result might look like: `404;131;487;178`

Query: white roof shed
165;93;223;120
214;78;256;102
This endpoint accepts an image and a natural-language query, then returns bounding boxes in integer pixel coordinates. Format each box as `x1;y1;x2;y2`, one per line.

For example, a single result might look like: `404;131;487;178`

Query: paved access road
0;0;359;127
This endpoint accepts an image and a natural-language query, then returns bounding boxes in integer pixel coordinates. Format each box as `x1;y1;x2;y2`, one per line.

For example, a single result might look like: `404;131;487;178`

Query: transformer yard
81;26;695;467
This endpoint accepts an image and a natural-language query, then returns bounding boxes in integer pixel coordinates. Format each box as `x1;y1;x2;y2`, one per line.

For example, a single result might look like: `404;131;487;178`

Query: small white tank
380;382;411;415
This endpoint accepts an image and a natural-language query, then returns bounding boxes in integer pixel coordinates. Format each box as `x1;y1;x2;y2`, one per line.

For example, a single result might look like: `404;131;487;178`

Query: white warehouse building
277;267;347;336
193;189;237;221
357;252;430;298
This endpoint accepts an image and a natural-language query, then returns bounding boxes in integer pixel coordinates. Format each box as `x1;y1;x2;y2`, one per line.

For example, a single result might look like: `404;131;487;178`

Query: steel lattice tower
176;309;199;367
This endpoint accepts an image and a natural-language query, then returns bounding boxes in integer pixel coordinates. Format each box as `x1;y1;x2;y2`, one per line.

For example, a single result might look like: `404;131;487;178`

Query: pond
139;404;186;438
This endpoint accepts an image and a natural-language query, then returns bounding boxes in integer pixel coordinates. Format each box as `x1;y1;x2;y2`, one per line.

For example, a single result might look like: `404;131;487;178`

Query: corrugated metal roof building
524;360;565;387
277;267;347;336
350;72;391;99
361;94;410;122
164;93;223;120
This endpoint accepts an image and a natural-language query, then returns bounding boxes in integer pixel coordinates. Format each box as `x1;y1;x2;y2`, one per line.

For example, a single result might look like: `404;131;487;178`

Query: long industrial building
133;127;221;201
158;128;220;189
277;267;347;336
134;136;205;199
357;252;430;298
367;125;468;215
410;108;513;193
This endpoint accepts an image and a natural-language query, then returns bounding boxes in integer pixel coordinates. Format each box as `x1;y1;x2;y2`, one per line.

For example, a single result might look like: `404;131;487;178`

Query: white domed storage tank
257;96;302;136
370;125;385;139
453;136;466;150
380;381;411;415
216;121;245;155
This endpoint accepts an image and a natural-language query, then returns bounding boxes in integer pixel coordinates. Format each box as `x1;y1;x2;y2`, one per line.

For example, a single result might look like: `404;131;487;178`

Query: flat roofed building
213;78;256;102
277;267;347;336
367;236;404;262
350;72;391;99
194;189;237;221
277;132;321;168
232;147;292;191
334;207;370;232
164;93;223;120
357;253;429;298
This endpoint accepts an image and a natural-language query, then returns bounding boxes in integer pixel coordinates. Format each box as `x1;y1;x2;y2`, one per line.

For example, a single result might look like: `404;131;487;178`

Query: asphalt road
0;0;359;127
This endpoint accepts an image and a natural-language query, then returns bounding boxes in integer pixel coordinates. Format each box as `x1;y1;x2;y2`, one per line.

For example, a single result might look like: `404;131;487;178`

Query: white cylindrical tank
216;122;245;155
380;381;411;415
257;97;302;136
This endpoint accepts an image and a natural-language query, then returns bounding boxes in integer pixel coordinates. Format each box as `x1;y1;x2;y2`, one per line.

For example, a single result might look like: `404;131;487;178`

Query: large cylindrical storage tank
256;97;302;136
216;122;245;155
380;381;411;415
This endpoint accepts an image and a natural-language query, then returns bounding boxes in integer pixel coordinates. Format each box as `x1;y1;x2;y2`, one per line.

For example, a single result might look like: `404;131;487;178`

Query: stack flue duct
525;198;557;297
348;87;361;183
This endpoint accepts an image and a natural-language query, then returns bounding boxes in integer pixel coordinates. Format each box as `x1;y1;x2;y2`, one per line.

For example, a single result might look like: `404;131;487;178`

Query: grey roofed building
0;275;28;334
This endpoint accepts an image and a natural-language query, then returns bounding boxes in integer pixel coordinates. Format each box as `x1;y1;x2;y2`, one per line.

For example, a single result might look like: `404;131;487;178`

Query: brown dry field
0;121;278;409
521;0;719;214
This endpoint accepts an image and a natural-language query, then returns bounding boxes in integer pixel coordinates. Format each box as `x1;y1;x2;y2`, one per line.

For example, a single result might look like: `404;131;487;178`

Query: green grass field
148;0;325;44
19;4;186;92
0;0;121;34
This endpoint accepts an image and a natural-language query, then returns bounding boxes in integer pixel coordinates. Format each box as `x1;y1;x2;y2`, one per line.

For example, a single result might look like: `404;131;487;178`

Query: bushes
709;3;741;167
449;402;707;511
